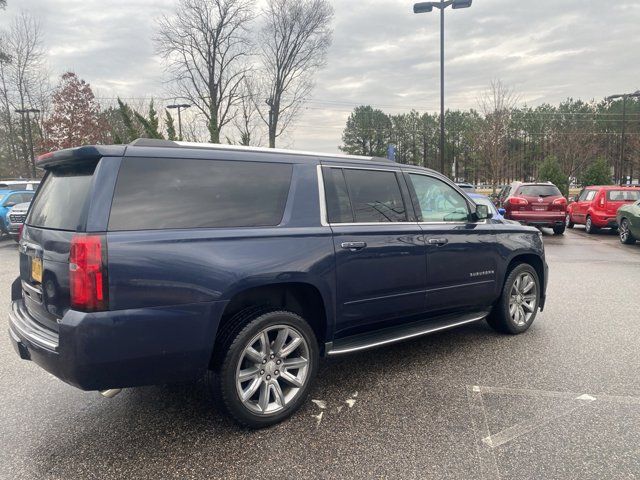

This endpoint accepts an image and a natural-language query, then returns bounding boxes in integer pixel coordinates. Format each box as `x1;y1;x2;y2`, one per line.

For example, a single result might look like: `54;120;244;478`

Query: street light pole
414;0;472;177
439;1;445;177
15;108;40;178
166;104;191;141
606;91;640;185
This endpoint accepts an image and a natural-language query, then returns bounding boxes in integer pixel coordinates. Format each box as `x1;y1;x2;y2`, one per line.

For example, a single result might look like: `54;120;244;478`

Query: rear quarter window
108;157;293;230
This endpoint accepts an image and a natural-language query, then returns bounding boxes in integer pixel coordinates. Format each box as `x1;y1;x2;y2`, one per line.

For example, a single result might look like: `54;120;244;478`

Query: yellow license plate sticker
31;257;43;283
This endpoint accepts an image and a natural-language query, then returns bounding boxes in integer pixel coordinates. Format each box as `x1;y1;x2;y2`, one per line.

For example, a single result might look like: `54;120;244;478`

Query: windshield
607;190;640;202
517;185;562;197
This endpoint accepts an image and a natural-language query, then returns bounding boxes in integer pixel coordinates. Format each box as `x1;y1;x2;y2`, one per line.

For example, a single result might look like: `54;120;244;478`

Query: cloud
1;0;639;152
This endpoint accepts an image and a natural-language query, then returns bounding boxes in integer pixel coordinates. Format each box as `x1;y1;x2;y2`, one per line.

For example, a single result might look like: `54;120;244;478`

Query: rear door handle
428;238;449;246
341;241;367;251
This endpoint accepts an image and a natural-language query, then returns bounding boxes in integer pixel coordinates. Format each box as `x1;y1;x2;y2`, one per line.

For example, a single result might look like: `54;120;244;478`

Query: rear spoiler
36;145;127;169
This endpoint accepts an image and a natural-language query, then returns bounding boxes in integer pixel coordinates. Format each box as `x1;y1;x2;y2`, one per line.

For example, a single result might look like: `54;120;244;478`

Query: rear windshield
607;190;640;202
26;165;96;231
108;157;293;231
516;185;561;197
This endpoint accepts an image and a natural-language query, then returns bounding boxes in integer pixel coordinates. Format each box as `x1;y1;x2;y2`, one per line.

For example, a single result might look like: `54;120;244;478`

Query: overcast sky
1;0;639;152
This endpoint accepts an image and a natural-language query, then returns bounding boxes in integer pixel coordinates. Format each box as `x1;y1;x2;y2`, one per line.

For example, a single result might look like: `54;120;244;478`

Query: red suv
502;182;567;235
566;186;640;234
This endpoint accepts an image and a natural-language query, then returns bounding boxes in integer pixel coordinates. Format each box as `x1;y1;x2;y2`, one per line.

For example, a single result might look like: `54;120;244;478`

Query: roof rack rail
128;138;388;163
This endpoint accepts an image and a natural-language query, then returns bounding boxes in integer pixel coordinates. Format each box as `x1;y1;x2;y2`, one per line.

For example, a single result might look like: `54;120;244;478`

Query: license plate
532;206;547;211
31;257;43;283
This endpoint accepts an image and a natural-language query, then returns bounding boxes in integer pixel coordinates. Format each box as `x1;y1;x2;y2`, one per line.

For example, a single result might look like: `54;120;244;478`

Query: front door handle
428;238;449;246
341;241;367;251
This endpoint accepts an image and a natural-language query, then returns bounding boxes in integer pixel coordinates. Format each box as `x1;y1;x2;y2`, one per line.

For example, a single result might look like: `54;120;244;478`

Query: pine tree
165;110;177;141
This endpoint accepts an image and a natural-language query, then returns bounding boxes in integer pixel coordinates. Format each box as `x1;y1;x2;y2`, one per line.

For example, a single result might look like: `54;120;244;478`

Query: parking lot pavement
1;229;639;480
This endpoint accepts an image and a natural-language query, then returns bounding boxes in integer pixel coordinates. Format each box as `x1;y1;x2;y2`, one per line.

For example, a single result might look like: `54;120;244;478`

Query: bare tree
5;11;47;176
258;0;333;148
232;76;261;146
477;80;519;192
155;0;254;144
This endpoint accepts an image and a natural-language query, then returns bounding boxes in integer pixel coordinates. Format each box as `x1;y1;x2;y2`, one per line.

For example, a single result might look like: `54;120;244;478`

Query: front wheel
208;309;319;428
487;263;541;335
620;219;636;245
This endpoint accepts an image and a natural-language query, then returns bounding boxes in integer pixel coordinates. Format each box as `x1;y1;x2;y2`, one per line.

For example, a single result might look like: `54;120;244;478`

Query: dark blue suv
9;139;547;427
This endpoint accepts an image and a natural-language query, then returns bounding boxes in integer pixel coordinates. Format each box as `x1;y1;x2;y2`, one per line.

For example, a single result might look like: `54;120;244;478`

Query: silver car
6;201;30;242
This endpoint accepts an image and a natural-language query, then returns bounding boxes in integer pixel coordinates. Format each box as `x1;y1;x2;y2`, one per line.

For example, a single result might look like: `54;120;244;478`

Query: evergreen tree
580;158;612;187
539;156;569;196
165;110;177;141
340;106;391;157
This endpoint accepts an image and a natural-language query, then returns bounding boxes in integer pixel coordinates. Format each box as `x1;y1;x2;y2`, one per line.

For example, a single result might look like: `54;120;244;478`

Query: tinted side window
409;174;470;222
323;168;353;223
109;158;292;231
341;169;407;223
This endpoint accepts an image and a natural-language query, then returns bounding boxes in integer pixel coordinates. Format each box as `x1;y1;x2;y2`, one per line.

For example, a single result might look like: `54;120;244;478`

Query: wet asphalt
1;227;639;480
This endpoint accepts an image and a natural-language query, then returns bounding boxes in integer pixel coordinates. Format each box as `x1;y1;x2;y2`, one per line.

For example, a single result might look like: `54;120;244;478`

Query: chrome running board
326;310;489;356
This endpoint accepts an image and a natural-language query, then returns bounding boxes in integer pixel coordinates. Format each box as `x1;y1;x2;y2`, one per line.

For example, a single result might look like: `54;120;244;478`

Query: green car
617;199;640;245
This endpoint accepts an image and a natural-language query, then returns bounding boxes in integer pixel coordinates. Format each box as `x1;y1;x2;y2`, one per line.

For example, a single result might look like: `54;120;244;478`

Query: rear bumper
590;213;618;228
8;295;227;391
507;211;565;227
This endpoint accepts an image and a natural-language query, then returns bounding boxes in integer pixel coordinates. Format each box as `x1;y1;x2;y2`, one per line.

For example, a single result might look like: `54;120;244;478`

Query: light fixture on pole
413;0;472;176
166;103;191;141
606;90;640;185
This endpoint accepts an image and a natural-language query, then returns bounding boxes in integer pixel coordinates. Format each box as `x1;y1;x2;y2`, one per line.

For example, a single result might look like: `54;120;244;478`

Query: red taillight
599;196;605;208
69;235;108;312
509;197;529;206
553;197;567;206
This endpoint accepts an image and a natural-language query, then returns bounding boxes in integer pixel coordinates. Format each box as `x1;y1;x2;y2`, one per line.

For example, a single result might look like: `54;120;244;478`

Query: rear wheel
487;263;540;335
565;213;574;229
619;219;636;245
585;216;598;234
553;224;566;235
207;309;319;428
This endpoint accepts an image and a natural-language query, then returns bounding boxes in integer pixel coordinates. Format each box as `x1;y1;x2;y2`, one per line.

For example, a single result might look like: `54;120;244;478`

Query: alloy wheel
508;272;538;327
235;325;310;415
620;220;630;243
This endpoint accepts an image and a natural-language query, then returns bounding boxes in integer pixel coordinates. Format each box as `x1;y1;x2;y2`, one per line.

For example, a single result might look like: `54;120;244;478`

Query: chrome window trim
317;164;413;226
317;164;488;227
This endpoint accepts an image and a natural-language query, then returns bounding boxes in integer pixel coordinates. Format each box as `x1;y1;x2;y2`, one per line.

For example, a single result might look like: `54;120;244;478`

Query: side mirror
475;204;490;221
498;208;506;216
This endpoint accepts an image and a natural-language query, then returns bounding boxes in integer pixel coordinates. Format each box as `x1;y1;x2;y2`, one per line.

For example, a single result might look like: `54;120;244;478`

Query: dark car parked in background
9;139;548;427
5;201;31;241
616;198;640;245
502;182;567;235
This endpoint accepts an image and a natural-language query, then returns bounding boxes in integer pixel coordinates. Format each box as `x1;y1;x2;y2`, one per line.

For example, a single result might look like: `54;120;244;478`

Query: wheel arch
213;281;331;364
503;253;546;310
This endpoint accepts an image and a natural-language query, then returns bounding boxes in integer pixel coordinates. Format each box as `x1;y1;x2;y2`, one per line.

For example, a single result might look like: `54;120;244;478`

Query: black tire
565;213;574;229
207;309;319;428
619;218;636;245
553;224;566;235
487;263;541;335
585;216;598;234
